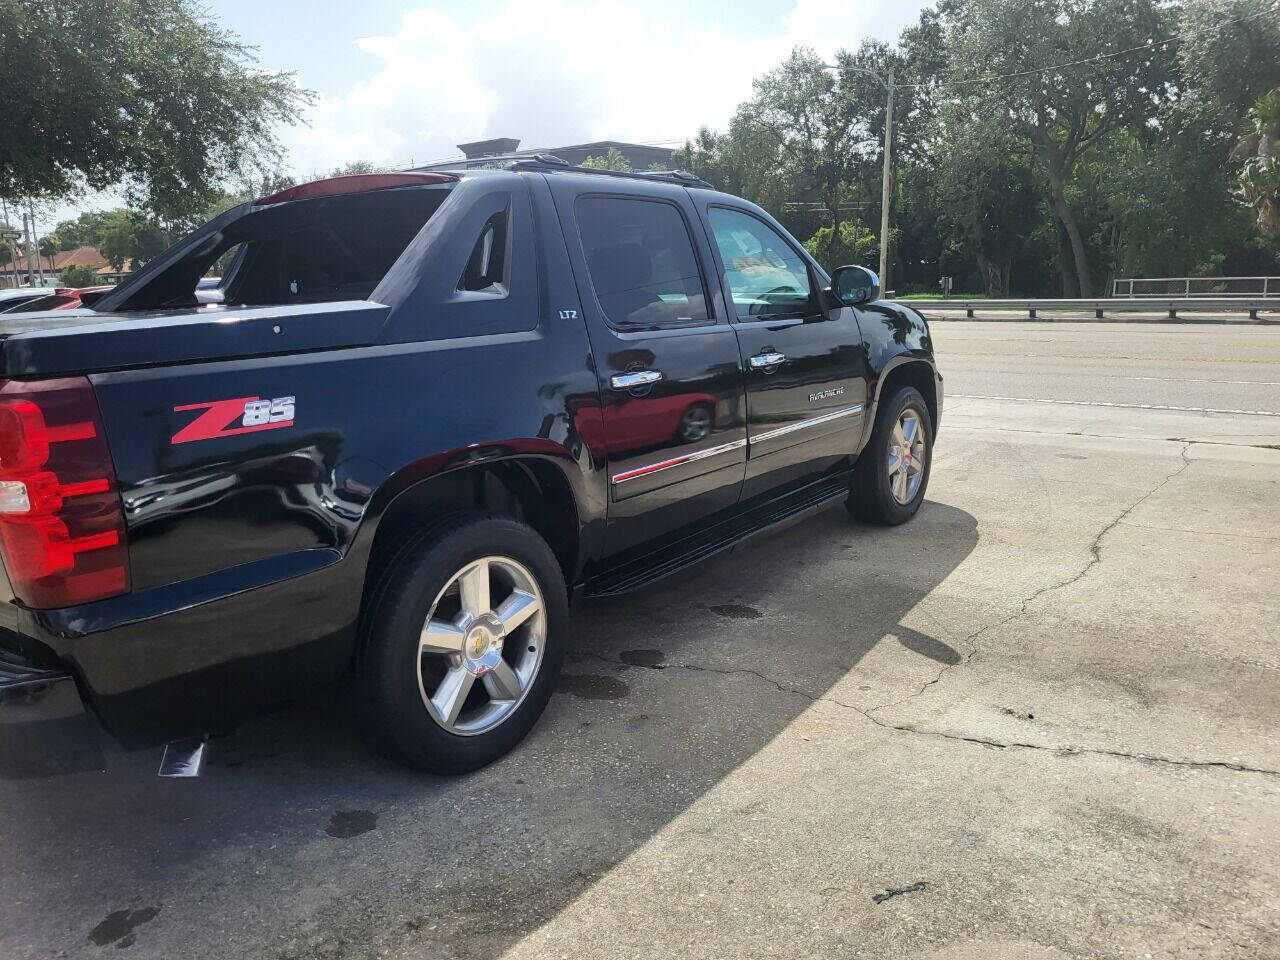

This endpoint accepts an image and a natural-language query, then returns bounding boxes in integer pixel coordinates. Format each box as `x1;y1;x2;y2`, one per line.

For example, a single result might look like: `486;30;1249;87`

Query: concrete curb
920;312;1279;325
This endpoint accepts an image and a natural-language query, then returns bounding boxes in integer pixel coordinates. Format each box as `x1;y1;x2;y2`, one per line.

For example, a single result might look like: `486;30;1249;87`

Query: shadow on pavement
0;501;977;959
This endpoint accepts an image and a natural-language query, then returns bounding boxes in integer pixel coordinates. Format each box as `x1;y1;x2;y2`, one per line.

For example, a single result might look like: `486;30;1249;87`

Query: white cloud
279;0;917;175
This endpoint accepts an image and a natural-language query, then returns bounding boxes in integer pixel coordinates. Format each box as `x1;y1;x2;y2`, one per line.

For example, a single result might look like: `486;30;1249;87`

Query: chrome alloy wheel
416;556;546;736
887;410;927;505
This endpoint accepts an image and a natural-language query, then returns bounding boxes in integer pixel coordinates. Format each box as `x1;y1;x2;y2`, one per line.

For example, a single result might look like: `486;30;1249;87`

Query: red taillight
0;378;129;608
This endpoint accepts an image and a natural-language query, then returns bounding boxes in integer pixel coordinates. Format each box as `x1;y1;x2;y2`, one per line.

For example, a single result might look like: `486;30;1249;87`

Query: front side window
708;207;813;320
576;196;709;328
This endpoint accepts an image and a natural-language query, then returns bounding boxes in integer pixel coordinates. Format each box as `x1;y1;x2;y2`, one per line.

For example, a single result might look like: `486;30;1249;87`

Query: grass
896;292;988;300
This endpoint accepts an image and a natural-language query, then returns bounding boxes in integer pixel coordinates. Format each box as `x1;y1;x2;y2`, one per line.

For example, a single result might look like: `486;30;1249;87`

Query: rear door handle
611;370;663;390
749;351;787;369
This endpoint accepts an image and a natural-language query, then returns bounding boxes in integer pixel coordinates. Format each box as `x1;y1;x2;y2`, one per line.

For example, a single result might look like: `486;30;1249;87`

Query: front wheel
847;385;933;525
358;515;568;773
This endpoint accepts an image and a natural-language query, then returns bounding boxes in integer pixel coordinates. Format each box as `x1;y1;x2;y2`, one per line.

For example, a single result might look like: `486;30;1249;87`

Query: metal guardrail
905;297;1280;320
1112;276;1280;298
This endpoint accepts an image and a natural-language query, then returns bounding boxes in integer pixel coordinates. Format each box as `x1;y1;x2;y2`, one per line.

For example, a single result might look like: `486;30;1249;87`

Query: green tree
51;211;115;250
579;148;632;171
736;49;877;272
941;0;1175;295
59;263;99;287
1178;0;1280;122
326;161;383;177
933;109;1042;296
0;0;309;219
1233;88;1280;237
38;234;59;271
672;124;793;217
98;211;167;272
803;221;877;273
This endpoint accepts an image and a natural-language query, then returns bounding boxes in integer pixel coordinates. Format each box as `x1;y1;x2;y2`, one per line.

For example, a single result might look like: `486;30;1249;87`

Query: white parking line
1112;375;1280;385
949;394;1280;417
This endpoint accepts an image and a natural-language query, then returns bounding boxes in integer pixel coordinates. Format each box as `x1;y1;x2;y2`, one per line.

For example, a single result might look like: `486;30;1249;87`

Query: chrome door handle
749;351;787;368
611;370;663;390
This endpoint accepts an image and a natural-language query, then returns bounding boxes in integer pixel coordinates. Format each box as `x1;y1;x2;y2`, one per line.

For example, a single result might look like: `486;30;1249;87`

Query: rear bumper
0;547;361;751
0;647;103;778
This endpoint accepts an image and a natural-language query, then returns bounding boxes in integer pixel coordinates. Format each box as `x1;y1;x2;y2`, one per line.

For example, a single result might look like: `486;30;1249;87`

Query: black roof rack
415;153;714;189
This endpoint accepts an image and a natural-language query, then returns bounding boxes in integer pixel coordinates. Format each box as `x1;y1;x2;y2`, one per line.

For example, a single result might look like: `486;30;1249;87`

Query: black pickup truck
0;161;941;775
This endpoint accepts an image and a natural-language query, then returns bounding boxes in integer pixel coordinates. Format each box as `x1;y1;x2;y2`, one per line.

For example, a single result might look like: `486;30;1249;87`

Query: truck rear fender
349;452;596;628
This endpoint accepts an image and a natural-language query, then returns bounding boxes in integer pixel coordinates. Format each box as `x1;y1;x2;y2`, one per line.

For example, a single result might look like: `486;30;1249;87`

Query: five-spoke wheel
417;556;546;735
359;515;566;773
886;409;927;505
847;384;933;525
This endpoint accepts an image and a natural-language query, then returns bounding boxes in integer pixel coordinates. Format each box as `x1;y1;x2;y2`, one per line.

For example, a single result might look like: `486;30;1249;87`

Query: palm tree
38;234;60;273
1233;88;1280;238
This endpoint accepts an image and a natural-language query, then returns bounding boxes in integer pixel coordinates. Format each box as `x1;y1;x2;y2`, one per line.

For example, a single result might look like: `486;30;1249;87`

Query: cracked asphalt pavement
2;321;1278;959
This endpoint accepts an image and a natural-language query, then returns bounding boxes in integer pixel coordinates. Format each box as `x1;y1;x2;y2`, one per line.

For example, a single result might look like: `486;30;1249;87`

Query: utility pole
823;62;895;290
0;198;19;288
878;66;894;291
22;212;38;286
28;200;45;286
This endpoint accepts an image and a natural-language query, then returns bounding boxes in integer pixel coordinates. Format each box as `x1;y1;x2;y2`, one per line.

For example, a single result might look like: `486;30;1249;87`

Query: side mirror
830;265;880;305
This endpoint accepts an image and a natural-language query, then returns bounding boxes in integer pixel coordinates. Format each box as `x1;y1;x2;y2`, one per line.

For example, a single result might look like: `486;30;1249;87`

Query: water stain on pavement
326;810;378;838
558;673;629;699
88;906;160;947
709;603;763;619
620;649;666;668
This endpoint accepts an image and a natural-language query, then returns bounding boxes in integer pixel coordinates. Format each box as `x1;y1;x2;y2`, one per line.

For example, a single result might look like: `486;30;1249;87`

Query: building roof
1;245;135;279
51;246;108;270
415;136;676;173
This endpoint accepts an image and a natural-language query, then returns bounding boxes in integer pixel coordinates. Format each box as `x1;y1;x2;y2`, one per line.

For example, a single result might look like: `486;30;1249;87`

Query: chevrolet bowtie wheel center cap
462;617;505;675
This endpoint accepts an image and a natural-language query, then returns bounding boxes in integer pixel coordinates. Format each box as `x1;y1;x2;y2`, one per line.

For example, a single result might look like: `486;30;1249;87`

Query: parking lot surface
2;322;1278;959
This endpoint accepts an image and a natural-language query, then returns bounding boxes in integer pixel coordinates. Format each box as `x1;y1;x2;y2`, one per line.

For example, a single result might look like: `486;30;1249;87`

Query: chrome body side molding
751;403;863;444
611;438;748;485
610;403;864;485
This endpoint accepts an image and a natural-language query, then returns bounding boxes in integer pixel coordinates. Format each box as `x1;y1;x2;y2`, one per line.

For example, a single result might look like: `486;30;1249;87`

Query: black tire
847;385;933;525
358;514;568;774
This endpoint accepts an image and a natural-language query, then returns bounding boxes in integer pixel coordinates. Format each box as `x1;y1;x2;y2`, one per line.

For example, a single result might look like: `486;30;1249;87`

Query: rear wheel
359;515;567;773
847;385;933;525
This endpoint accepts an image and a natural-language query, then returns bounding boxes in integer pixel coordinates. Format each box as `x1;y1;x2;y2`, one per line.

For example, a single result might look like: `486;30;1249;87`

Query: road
936;319;1280;418
2;321;1278;960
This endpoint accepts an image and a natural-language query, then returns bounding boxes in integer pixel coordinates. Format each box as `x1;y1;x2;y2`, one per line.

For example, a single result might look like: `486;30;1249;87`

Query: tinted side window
576;196;709;328
708;207;813;319
458;209;508;294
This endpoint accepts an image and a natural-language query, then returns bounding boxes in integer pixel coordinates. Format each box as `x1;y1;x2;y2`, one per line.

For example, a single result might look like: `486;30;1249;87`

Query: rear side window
227;190;447;306
576;196;709;328
99;186;451;311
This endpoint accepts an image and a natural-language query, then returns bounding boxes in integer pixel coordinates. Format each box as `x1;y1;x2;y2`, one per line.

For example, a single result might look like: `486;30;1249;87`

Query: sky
39;0;928;233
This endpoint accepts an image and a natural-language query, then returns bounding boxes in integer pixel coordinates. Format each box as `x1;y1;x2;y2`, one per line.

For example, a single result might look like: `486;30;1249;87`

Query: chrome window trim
611;437;748;484
751;403;864;444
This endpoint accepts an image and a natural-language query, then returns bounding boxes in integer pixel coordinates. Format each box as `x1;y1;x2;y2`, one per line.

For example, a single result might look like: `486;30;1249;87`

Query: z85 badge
171;395;295;444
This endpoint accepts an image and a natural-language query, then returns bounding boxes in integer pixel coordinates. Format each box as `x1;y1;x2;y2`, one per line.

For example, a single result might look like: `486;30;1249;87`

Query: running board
584;474;849;598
